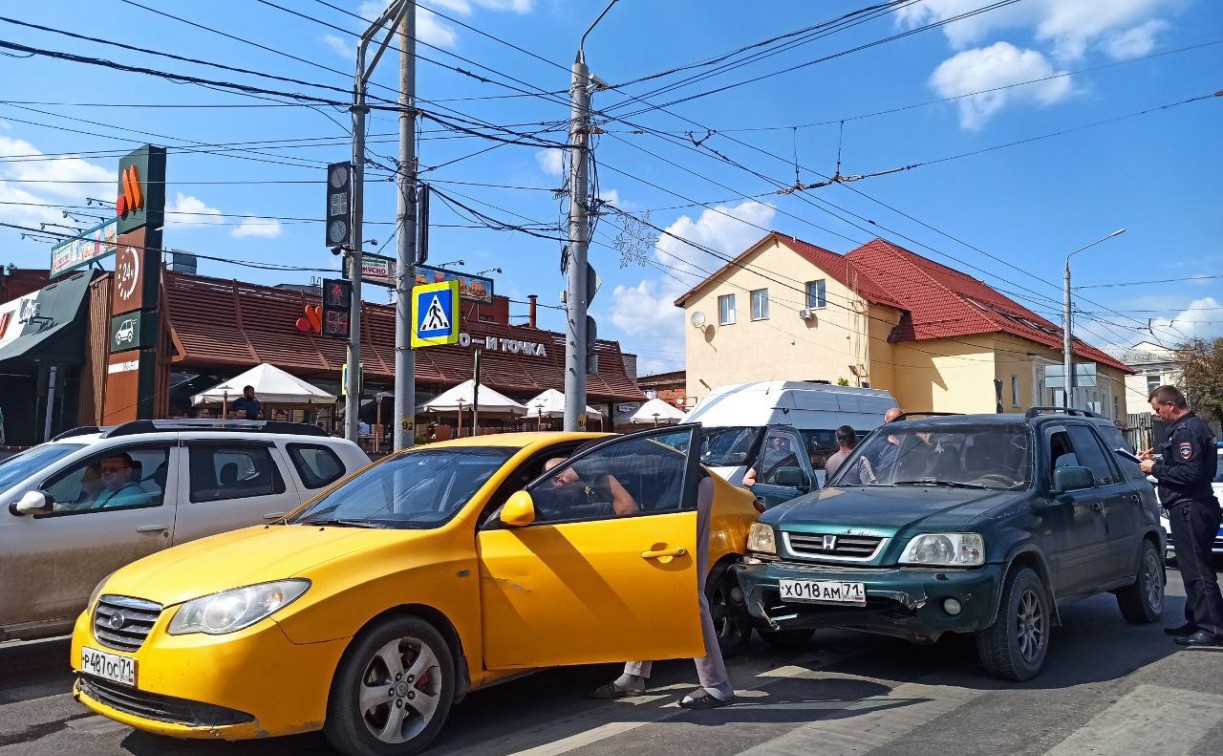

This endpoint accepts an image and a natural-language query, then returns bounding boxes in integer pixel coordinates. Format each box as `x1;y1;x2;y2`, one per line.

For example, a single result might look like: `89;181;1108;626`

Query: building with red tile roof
677;232;1134;420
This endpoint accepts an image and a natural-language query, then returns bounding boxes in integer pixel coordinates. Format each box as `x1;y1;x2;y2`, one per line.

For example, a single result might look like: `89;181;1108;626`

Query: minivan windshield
0;443;86;492
286;447;514;528
831;425;1033;491
700;426;762;467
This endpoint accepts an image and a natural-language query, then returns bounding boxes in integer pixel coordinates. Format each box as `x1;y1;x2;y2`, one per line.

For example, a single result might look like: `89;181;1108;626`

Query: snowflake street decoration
612;210;658;269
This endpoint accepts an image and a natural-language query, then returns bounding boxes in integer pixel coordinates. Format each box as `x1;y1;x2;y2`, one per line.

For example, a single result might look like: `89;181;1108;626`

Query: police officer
1139;385;1223;647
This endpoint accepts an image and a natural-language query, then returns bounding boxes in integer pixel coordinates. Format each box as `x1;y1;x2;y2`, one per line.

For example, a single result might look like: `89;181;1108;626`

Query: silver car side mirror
11;490;53;516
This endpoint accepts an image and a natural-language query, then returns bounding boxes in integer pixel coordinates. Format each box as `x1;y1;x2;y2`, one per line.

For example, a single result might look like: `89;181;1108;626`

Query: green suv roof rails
100;420;330;439
1024;407;1105;420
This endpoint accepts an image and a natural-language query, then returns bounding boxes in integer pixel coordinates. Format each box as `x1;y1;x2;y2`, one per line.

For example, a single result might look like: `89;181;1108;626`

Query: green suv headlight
747;523;777;556
900;533;984;567
167;579;310;635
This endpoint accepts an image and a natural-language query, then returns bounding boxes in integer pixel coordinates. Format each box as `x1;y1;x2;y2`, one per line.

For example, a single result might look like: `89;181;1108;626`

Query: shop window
806;279;826;309
717;294;735;325
750;289;769;321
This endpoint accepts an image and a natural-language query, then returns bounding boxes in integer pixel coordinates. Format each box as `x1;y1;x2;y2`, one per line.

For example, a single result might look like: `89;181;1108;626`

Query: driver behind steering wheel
542;457;640;517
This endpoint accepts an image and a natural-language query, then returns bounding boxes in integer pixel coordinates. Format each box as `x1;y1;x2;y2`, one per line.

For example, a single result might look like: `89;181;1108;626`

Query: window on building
750;289;769;320
1011;375;1020;407
717;293;736;325
806;279;826;309
1146;374;1161;396
1113;396;1120;420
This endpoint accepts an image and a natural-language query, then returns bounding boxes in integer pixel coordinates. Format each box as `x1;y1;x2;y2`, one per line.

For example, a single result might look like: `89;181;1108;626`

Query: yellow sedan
70;426;758;755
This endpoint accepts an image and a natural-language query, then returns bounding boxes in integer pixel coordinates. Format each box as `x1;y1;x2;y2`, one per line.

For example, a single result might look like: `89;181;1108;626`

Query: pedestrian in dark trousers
1139;385;1223;647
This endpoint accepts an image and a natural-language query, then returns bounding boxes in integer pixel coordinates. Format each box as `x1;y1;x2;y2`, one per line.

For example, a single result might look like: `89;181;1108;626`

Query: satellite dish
690;311;707;329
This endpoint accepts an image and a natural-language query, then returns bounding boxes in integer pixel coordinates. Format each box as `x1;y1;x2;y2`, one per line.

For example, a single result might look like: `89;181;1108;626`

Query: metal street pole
394;5;417;451
348;0;411;442
563;0;617;433
1063;228;1125;408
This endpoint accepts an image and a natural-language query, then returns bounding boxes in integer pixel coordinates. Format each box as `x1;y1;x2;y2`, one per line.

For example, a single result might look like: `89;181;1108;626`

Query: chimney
527;294;538;329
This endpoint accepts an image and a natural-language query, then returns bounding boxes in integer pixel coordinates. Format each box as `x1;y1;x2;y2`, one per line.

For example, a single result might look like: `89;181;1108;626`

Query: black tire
976;567;1050;682
1116;540;1165;624
758;627;814;648
706;562;753;658
324;615;456;756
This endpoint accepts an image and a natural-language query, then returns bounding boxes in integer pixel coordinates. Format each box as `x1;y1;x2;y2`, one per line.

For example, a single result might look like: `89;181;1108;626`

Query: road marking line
736;681;983;756
1043;684;1223;756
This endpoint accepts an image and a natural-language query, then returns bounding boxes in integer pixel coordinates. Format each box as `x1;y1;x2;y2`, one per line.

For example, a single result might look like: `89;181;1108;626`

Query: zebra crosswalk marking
1042;684;1223;756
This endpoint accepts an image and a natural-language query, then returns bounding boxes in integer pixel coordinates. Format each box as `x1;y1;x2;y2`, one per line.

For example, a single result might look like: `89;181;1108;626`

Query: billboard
357;256;494;303
50;219;118;278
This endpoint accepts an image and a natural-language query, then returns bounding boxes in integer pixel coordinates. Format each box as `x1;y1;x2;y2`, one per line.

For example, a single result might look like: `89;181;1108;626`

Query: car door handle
1090;501;1105;513
135;524;170;533
262;511;287;520
641;547;687;560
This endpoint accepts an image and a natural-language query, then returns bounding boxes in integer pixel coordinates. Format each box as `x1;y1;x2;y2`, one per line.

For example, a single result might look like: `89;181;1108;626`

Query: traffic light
325;162;353;253
321;278;352;340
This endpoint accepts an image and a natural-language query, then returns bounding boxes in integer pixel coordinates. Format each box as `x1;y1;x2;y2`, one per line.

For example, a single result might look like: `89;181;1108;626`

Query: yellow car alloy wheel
324;615;455;756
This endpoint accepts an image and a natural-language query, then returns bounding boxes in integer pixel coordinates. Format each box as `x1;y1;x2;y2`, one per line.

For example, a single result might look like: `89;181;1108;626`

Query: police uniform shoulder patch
1178;442;1193;460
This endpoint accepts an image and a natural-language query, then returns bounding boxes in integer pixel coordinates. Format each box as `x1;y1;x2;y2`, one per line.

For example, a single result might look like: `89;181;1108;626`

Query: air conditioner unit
798;308;817;320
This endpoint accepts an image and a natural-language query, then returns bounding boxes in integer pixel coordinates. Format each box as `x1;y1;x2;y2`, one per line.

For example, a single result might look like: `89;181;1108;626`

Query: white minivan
0;419;369;642
688;381;898;508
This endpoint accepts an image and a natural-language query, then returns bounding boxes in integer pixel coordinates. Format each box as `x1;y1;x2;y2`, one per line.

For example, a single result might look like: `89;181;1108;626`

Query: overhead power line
1076;273;1223;289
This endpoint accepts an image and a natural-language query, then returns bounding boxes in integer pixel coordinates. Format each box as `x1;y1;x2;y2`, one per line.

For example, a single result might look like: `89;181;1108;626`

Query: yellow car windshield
287;447;514;529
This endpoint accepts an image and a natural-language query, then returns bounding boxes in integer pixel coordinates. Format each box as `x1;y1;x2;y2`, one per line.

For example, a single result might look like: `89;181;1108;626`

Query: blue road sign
412;280;460;347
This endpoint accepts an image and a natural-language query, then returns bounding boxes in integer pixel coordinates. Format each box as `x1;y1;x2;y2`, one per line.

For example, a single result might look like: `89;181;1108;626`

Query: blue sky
1;0;1220;374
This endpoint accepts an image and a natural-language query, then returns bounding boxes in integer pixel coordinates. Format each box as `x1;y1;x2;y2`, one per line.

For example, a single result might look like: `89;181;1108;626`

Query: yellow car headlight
167;579;310;635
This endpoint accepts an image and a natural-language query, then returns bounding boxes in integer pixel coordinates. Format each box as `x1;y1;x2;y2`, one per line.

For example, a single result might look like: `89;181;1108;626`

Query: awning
0;271;92;370
191;363;337;405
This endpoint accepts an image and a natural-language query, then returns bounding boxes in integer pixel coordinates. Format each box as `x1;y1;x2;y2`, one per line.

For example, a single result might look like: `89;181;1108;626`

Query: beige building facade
677;233;1132;422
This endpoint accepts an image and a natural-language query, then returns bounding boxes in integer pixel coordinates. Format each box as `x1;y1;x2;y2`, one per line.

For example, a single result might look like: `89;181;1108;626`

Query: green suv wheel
976;567;1050;681
1115;540;1164;624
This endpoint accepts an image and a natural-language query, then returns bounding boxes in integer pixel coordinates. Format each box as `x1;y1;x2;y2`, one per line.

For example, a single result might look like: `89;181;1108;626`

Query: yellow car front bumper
70;608;349;740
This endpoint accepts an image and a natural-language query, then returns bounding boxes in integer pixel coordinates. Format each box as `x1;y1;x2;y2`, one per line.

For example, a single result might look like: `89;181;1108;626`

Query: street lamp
1063;228;1125;408
476;267;502;276
436;259;465;270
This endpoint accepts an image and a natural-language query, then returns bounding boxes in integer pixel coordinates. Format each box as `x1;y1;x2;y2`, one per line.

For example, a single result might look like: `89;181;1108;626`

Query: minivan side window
42;446;170;515
287;444;346;489
188;445;286;503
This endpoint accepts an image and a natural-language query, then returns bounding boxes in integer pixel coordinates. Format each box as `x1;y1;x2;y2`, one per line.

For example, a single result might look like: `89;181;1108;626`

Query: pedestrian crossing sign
411;279;460;348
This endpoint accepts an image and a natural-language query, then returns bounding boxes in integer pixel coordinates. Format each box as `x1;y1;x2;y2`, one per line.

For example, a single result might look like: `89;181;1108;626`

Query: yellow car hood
101;524;395;607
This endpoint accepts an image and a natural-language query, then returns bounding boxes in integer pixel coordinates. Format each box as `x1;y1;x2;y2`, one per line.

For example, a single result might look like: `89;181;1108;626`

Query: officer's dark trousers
1168;498;1223;635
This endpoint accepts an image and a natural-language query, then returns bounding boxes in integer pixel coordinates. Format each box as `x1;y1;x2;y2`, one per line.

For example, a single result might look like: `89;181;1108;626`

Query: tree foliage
1175;337;1223;427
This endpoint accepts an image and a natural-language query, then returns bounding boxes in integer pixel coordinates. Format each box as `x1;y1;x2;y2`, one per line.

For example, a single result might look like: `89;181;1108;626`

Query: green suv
733;408;1165;681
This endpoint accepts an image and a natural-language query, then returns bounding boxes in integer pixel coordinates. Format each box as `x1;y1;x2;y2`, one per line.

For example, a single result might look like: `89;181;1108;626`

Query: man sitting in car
541;456;639;517
95;453;153;509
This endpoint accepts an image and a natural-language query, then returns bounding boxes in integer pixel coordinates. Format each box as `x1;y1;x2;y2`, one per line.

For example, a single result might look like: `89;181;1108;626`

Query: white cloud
1102;19;1169;60
535;148;564;177
165;192;224;228
231;218;283;239
598;188;621;207
653;200;776;278
1149;297;1223;342
899;0;1178;61
930;42;1074;130
0;135;114;200
322;33;354;59
609;200;776;365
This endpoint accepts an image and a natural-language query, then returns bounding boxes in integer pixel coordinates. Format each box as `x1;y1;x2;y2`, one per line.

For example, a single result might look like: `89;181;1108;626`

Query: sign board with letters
412;280;460;348
111;226;162;316
321;278;352;340
415;265;493;303
50;219;118;278
109;310;157;353
116;145;166;235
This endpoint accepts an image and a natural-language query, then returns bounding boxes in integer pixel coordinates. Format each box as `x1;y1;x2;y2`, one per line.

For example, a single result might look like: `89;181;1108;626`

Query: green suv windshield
831;426;1033;491
287;447;514;529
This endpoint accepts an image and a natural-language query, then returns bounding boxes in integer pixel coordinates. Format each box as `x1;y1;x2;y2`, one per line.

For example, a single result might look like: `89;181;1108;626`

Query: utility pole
347;0;411;442
1063;228;1126;409
394;4;417;451
563;0;617;432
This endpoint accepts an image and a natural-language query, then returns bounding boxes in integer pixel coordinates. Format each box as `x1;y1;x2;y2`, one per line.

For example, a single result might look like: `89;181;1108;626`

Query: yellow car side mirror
500;490;537;528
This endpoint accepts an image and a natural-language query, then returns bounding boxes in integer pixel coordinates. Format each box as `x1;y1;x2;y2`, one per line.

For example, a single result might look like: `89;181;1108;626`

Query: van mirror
11;490;53;516
1052;466;1094;493
772;466;808;489
501;490;537;528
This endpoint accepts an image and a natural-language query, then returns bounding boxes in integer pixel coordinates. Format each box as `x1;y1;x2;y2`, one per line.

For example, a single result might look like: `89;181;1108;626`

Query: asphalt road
3;569;1222;756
